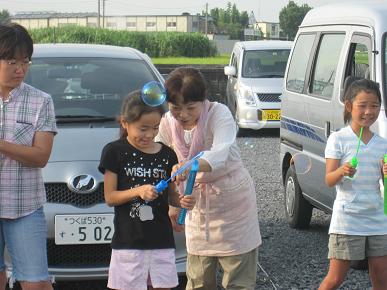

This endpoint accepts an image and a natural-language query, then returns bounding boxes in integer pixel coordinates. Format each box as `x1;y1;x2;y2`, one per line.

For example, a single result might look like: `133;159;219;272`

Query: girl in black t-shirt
99;90;195;290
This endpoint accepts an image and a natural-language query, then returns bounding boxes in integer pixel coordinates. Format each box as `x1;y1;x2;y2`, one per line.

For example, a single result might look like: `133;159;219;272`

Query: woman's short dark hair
119;90;166;138
343;79;381;124
165;67;207;104
0;23;33;60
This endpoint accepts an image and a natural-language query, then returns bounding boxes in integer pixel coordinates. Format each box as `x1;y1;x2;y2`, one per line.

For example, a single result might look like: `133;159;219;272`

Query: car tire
284;165;313;228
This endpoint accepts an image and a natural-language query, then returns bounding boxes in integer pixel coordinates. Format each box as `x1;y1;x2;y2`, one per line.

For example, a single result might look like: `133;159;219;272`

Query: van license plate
261;109;281;121
55;214;114;245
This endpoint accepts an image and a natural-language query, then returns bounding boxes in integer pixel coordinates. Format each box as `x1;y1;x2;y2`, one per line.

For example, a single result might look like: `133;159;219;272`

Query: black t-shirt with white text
98;138;178;250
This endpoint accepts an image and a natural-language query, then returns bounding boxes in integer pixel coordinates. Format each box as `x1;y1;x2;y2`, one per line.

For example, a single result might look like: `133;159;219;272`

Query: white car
224;40;293;131
7;43;187;282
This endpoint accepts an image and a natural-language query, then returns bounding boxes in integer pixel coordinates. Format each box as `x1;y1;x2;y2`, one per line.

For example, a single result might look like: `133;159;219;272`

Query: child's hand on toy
179;194;196;210
341;162;357;177
139;184;158;202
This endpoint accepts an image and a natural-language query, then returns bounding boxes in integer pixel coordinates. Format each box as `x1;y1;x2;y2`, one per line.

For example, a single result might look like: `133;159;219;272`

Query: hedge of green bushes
29;26;217;57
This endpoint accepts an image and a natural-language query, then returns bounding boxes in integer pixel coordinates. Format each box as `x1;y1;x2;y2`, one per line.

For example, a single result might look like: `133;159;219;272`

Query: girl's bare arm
325;158;355;187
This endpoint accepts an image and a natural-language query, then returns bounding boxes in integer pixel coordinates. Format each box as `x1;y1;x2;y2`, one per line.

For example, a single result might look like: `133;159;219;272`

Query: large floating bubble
141;81;166;106
291;153;312;175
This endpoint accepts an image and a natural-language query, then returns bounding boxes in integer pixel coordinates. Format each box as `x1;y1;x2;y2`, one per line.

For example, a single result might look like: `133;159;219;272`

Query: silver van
224;40;292;130
6;44;187;282
280;2;387;228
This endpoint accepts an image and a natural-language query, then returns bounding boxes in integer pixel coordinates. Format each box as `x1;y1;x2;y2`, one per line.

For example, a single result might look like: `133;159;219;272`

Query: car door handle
325;121;331;138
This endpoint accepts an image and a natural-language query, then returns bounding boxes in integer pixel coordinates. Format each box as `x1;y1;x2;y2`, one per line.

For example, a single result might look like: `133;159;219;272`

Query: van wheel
284;165;313;228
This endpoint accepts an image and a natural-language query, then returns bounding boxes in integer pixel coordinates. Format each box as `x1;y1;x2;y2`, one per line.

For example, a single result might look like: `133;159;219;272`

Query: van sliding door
301;32;346;210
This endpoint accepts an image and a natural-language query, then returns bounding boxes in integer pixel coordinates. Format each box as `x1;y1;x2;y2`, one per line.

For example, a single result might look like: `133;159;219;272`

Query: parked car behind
6;43;187;282
224;40;293;130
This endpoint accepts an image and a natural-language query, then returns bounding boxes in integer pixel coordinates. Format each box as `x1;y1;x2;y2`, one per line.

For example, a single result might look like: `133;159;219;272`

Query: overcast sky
1;0;378;22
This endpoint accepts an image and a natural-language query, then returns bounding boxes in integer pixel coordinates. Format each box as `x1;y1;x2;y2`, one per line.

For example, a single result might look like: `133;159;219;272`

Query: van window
286;34;315;93
310;34;345;99
342;35;371;101
242;49;290;78
351;43;369;77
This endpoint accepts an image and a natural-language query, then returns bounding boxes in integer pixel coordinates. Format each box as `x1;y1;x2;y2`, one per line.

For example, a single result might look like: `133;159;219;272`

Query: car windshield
24;57;158;121
242;49;290;78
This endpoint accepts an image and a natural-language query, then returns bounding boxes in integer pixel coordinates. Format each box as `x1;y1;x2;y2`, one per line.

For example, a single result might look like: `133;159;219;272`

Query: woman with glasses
0;23;57;290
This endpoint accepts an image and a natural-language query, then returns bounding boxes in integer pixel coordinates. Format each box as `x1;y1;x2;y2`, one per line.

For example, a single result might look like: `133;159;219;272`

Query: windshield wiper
258;74;284;78
56;115;116;123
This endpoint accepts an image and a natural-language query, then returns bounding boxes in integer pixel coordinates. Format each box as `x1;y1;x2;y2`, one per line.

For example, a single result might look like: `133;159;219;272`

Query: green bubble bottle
384;154;387;215
348;127;363;179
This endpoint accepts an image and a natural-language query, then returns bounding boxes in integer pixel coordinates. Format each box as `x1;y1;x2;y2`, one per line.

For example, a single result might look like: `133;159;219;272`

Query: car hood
241;78;284;94
49;128;119;162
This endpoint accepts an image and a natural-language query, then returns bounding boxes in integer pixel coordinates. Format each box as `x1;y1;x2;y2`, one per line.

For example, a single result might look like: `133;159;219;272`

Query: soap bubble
141;81;166;106
244;140;255;149
290;153;312;175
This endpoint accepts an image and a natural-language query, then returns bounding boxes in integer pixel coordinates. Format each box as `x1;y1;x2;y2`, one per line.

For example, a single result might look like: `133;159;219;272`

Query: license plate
262;109;281;121
55;214;114;245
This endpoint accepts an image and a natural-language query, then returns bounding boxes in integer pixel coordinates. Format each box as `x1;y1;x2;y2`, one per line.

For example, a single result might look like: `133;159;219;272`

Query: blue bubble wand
177;159;199;225
155;151;204;193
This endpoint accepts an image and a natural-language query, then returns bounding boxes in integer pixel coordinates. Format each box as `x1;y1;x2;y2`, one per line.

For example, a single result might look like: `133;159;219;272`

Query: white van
280;2;387;228
224;40;292;130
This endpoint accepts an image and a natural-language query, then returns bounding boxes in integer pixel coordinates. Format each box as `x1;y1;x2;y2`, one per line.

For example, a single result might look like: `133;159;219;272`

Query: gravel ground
10;129;372;290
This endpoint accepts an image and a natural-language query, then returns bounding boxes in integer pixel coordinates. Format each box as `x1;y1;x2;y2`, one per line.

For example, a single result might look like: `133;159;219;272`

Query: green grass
152;55;230;65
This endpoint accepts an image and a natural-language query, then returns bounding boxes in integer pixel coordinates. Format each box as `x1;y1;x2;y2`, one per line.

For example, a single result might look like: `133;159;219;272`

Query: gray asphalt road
42;129;372;290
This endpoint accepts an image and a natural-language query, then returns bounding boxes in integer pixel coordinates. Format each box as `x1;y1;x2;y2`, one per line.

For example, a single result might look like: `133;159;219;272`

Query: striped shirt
0;82;57;219
325;126;387;235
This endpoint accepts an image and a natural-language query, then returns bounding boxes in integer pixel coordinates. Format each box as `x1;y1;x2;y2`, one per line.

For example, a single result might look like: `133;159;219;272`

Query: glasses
2;58;32;69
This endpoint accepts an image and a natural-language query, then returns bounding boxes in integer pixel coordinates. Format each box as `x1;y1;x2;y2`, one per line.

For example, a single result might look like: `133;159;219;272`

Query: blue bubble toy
177;159;199;225
155;151;204;193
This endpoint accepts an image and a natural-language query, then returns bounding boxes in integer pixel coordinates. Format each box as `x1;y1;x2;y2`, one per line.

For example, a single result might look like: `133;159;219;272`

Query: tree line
1;1;312;41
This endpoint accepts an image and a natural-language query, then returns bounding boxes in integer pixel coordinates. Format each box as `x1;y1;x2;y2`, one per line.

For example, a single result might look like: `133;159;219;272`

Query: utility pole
102;0;106;28
97;0;100;28
205;2;208;35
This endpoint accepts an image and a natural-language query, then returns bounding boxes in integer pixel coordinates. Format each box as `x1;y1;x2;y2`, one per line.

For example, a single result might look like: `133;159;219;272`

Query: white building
12;12;212;33
254;21;280;39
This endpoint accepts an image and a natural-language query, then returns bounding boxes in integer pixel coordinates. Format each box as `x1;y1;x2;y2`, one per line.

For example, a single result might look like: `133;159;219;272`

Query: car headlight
238;85;256;106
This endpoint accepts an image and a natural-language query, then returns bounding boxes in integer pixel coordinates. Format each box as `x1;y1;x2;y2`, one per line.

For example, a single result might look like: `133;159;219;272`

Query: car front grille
256;93;281;102
45;183;105;207
47;239;111;267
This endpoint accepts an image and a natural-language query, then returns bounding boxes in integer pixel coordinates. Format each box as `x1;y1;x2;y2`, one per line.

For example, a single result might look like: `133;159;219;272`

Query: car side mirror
224;65;236;77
